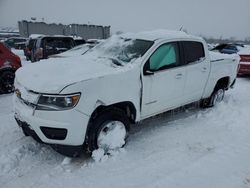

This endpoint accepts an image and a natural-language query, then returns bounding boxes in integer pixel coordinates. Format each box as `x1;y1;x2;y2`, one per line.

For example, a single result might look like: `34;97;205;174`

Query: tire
201;87;225;108
85;108;130;153
0;70;15;94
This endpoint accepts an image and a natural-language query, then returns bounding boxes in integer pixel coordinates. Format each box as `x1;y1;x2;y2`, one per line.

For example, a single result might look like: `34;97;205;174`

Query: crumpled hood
15;55;128;93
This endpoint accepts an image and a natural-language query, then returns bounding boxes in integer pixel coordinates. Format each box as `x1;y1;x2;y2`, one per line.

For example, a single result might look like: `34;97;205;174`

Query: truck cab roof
121;30;202;42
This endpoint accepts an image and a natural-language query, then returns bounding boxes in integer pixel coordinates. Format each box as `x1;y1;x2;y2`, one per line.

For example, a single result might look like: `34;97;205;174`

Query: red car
238;48;250;75
0;42;21;93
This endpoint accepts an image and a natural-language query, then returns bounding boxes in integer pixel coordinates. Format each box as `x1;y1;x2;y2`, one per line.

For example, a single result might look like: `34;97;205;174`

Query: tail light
240;55;250;62
15;55;21;67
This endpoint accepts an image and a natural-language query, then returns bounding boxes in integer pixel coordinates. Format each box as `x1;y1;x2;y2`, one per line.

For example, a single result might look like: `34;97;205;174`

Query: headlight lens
36;93;81;111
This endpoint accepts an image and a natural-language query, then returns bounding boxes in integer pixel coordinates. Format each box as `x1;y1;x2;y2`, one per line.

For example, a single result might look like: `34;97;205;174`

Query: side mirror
144;70;154;76
143;60;154;76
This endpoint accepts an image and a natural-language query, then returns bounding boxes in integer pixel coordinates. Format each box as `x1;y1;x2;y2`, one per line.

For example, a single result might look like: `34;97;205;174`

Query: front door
141;42;186;118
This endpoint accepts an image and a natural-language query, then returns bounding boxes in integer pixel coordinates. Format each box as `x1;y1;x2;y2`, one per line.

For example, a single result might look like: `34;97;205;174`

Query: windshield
86;36;154;65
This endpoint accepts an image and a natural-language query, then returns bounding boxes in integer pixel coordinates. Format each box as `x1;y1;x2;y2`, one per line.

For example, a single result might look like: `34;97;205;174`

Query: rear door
181;41;210;103
141;41;187;118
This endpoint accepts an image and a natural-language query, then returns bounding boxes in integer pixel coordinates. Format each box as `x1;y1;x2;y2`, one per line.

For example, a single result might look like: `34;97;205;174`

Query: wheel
85;108;130;153
201;87;225;108
0;71;15;94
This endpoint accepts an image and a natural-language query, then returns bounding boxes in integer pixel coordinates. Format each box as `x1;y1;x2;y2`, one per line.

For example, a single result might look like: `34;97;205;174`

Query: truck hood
15;55;133;93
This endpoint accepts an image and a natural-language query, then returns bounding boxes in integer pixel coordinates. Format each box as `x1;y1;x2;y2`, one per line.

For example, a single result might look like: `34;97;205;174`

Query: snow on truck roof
121;30;201;41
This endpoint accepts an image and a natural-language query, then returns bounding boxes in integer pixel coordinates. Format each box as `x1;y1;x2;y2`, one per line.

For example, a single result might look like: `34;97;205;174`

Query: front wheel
0;71;15;94
85;108;130;153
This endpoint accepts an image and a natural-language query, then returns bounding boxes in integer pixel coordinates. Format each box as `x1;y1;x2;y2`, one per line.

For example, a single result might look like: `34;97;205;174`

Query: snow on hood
49;44;92;58
16;34;152;93
15;54;132;93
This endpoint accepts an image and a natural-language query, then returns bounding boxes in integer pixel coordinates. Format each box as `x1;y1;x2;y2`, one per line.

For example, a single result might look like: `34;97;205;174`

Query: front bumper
15;118;84;157
14;94;90;146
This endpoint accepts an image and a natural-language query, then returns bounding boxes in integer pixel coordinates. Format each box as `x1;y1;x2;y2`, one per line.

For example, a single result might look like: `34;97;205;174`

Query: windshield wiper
99;56;123;66
109;57;123;66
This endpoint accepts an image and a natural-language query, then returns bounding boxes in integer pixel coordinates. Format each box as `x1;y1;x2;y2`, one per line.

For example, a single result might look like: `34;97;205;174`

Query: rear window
183;41;205;63
42;38;74;49
28;39;36;48
55;39;74;49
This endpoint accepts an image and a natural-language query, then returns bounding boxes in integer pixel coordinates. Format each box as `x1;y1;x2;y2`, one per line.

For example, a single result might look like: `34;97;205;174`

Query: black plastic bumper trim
40;127;67;140
15;118;43;143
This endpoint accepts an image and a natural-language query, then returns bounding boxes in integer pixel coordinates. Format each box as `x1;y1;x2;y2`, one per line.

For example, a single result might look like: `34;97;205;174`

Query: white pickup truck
14;30;239;156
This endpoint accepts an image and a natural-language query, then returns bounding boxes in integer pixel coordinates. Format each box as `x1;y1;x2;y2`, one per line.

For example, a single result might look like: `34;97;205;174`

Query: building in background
18;20;110;40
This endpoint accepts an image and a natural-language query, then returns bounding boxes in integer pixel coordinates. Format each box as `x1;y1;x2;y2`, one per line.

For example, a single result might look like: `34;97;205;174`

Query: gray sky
0;0;249;40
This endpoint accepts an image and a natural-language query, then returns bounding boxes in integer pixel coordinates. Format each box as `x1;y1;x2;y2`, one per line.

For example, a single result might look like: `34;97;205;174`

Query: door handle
202;67;207;72
175;73;183;79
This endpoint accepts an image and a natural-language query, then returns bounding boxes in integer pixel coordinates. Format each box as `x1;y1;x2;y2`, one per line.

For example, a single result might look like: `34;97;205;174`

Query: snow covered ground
1;50;250;188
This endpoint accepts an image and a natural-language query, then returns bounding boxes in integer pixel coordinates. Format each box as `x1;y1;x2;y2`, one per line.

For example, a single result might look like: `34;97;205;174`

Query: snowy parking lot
0;49;250;187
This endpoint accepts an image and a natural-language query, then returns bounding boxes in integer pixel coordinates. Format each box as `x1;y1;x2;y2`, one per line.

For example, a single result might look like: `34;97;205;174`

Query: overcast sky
0;0;249;40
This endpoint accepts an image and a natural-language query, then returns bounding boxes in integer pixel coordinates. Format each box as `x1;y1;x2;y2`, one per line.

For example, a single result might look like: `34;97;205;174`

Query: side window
44;39;54;50
183;41;205;63
149;42;180;71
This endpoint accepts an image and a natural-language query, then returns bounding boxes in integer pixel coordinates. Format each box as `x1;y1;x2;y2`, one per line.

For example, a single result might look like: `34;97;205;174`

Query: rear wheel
201;87;225;108
85;108;130;153
210;88;225;106
0;71;15;94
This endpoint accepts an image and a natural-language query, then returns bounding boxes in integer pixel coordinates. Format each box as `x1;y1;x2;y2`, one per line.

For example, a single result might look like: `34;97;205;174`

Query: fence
18;20;110;40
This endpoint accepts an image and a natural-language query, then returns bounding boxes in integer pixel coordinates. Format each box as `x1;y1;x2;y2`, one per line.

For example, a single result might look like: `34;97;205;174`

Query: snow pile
92;148;126;162
61;157;72;165
92;149;107;162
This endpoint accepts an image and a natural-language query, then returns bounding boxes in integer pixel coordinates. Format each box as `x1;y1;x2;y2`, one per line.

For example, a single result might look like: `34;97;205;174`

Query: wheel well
0;68;15;75
89;101;137;124
215;77;230;90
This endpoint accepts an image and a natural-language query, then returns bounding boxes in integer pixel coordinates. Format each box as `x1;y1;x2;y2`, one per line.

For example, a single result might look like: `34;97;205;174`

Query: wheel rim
97;121;127;152
0;72;15;93
213;89;224;105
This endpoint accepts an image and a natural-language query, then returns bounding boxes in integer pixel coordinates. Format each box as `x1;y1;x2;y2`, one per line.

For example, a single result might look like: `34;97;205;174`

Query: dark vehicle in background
211;43;244;54
23;38;37;60
4;37;27;49
31;36;75;62
74;38;86;46
0;42;21;93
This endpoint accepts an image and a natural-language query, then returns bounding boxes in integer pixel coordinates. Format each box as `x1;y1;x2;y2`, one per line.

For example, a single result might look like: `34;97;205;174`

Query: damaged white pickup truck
14;30;239;156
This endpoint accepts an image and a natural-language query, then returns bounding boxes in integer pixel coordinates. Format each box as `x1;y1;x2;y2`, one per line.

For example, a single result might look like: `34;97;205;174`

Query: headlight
36;93;81;111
